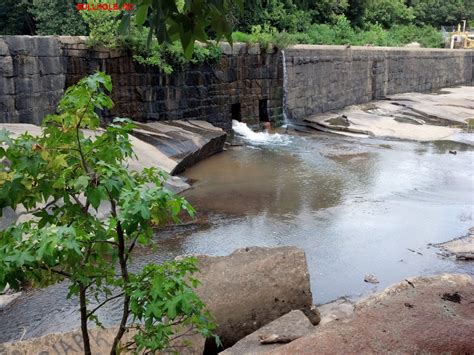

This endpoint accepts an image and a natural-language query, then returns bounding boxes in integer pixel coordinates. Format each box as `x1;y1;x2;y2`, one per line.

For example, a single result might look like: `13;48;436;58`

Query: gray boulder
193;246;314;349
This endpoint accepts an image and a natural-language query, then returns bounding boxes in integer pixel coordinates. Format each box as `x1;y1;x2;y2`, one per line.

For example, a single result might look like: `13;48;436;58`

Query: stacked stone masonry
0;37;473;128
284;45;473;120
0;36;283;130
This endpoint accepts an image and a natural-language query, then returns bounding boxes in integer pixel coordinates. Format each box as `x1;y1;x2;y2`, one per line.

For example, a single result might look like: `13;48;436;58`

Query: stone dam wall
0;36;283;130
284;45;474;120
0;37;473;129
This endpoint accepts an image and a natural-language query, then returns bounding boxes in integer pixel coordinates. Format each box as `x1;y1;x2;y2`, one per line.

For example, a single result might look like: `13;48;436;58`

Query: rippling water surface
1;129;473;342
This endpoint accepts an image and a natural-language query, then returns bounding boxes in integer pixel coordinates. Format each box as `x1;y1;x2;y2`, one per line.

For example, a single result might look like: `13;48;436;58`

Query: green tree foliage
0;0;35;35
363;0;414;28
119;0;241;58
345;0;368;28
410;0;474;27
29;0;88;35
81;2;121;48
0;72;215;354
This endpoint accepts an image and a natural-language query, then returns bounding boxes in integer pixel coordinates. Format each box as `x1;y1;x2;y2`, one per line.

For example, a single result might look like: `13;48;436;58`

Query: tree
29;0;88;35
410;0;474;27
0;0;35;35
0;72;216;354
345;0;369;28
363;0;414;28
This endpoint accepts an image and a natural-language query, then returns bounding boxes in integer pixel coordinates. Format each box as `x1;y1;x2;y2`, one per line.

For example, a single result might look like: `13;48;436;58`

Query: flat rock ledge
268;273;474;354
304;86;474;143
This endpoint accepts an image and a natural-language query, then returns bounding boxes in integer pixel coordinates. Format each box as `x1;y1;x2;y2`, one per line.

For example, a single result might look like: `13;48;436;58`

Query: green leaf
135;4;149;27
74;175;89;190
87;187;103;209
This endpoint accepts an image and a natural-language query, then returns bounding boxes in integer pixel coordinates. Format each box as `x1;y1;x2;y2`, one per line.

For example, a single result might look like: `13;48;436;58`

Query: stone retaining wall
1;37;473;128
284;45;474;120
0;36;283;130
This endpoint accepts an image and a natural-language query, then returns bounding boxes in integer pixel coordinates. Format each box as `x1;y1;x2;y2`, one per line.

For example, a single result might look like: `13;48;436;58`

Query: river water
0;125;473;342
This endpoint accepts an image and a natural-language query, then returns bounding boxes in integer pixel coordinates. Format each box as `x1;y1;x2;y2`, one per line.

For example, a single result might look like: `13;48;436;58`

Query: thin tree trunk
110;219;130;355
79;284;92;355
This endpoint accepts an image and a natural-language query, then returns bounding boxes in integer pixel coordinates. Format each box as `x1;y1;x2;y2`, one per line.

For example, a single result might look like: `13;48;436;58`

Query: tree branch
40;266;72;278
86;293;125;318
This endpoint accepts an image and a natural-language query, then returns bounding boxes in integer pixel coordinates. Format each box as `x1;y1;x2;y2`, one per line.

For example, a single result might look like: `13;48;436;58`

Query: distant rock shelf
304;86;474;143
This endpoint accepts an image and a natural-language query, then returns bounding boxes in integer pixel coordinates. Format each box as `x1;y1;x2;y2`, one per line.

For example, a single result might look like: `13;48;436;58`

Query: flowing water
281;50;290;126
1;123;473;342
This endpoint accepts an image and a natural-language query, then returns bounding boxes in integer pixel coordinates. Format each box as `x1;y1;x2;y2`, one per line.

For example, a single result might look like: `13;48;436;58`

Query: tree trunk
110;220;130;355
79;284;92;355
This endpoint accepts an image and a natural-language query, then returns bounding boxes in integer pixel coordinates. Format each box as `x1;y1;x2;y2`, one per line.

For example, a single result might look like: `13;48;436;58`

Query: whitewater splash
232;120;291;146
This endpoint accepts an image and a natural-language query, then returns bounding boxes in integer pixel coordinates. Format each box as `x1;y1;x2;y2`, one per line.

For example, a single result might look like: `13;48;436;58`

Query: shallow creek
0;128;473;342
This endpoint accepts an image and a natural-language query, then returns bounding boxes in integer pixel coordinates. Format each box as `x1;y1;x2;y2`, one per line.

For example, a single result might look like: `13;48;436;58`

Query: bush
81;7;120;48
123;29;222;74
387;24;444;48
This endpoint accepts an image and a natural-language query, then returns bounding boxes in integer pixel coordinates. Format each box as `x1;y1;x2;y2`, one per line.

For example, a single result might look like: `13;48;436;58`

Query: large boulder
193;246;314;349
268;274;474;354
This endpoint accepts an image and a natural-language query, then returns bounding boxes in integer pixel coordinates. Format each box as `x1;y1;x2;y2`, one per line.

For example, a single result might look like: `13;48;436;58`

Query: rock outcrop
0;120;226;178
268;274;474;354
0;327;204;354
304;86;474;142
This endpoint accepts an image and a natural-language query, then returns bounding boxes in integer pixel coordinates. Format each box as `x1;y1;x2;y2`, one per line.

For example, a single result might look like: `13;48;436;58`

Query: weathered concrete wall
285;45;474;120
0;36;283;130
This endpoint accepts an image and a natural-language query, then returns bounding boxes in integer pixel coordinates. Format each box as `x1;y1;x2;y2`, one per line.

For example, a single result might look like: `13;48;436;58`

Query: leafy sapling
0;72;216;354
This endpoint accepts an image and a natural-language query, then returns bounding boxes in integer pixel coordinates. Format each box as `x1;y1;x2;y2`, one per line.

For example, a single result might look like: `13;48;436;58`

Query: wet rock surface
131;120;227;175
268;274;474;354
220;310;314;355
317;297;355;326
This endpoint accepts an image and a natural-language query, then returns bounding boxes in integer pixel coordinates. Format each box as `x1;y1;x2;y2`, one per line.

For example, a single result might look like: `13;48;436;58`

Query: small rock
364;274;379;284
441;292;462;303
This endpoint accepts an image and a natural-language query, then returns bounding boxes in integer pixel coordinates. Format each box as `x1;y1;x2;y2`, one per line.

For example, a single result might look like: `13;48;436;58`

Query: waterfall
281;50;290;127
232;120;291;146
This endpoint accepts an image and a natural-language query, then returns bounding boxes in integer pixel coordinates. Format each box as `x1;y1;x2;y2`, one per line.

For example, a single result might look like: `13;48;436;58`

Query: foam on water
232;120;291;146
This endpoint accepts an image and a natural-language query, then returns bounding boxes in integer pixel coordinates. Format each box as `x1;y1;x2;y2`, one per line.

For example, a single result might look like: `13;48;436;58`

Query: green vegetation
234;21;444;49
0;72;216;354
1;0;472;54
